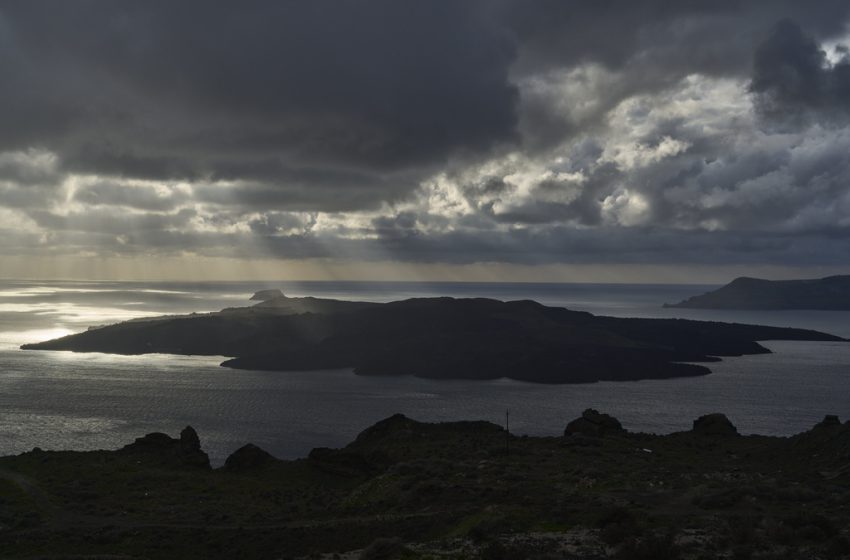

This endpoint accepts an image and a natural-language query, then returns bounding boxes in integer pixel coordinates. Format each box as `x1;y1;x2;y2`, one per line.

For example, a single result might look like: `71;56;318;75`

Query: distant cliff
22;291;845;384
665;275;850;310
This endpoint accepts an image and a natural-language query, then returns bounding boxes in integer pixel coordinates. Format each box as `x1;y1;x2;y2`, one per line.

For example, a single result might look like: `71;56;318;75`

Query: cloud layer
1;1;850;275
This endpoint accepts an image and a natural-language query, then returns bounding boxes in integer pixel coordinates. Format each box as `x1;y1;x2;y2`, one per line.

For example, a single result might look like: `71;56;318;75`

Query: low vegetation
2;411;850;558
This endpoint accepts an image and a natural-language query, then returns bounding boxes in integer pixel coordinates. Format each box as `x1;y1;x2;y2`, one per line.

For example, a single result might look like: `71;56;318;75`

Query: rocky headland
21;290;845;384
2;411;850;558
665;275;850;310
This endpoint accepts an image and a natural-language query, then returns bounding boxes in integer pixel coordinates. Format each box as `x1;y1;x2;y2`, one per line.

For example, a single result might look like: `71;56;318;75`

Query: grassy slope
2;414;850;559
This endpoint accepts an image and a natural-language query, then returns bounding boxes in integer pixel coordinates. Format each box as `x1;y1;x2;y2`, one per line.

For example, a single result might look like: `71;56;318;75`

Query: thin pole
505;409;510;457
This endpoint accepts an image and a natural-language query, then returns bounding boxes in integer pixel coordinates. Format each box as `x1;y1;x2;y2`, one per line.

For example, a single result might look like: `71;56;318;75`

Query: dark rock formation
120;427;210;468
353;413;418;445
178;426;210;468
692;413;738;437
665;275;850;310
250;289;285;301
564;409;625;438
224;443;276;472
791;417;850;468
815;415;842;428
128;432;174;448
180;426;201;450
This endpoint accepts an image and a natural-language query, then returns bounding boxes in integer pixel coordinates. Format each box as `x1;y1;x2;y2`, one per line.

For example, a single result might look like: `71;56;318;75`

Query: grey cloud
0;2;849;272
73;182;188;212
5;1;847;193
0;0;519;205
509;1;850;151
192;175;410;214
0;150;63;210
510;1;850;76
244;226;850;268
0;184;59;210
0;150;59;186
750;19;850;128
28;208;196;235
248;212;316;236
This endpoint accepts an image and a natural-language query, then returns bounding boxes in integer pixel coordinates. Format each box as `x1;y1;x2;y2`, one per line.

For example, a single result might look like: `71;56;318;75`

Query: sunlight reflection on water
0;328;75;349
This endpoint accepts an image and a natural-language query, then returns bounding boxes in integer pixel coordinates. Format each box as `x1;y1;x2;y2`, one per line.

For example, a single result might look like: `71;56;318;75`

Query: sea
1;279;848;465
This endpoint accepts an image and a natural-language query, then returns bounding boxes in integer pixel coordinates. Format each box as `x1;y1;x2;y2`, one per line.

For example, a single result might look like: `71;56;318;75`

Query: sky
2;1;850;282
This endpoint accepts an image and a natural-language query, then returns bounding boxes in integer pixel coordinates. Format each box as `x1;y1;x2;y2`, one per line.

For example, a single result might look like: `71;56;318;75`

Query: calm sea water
1;279;849;465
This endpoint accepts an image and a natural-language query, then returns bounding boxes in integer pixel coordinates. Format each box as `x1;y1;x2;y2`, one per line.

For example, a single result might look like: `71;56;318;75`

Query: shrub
617;531;680;560
359;537;409;560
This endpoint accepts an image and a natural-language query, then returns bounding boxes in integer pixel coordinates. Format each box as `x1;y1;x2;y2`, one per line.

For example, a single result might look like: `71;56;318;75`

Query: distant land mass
23;291;845;384
665;275;850;310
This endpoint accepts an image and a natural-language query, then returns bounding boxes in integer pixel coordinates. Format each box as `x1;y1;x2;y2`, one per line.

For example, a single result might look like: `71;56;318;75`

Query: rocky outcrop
665;275;850;310
564;409;625;438
788;416;850;477
224;443;276;472
814;415;842;428
6;412;850;559
250;289;285;301
120;426;210;468
180;426;201;450
692;413;738;437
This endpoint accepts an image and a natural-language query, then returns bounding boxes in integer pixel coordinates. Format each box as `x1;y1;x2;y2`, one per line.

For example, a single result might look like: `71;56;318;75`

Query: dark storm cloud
235;226;850;268
750;19;850;128
510;0;850;75
6;1;848;191
0;0;518;200
2;1;850;270
191;164;419;213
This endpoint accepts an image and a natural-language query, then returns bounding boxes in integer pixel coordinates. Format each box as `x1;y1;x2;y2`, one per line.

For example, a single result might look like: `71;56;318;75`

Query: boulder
564;409;624;438
692;413;738;436
224;443;276;471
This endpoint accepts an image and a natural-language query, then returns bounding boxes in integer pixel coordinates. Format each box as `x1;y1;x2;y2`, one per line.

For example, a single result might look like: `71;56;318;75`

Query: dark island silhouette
665;275;850;310
22;291;845;383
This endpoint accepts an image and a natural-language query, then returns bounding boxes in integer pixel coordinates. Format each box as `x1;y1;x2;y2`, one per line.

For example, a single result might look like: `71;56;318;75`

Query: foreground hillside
22;292;845;383
665;275;850;310
2;411;850;559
